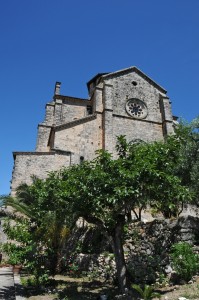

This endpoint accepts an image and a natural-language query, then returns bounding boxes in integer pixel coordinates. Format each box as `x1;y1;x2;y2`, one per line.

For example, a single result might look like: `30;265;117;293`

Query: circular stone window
126;98;148;119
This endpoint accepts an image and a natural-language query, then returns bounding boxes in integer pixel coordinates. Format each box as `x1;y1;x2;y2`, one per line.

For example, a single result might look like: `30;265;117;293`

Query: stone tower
11;66;175;195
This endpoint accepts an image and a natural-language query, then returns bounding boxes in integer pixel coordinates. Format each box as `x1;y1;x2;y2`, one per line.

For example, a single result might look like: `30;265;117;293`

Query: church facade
11;66;175;195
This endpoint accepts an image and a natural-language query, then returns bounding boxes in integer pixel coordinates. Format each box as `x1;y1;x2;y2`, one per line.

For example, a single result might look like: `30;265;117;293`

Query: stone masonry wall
11;67;175;194
36;125;52;151
61;99;89;124
104;72;166;123
69;216;199;284
36;98;90;151
54;114;102;163
11;151;71;195
45;103;55;125
124;216;199;283
101;71;173;154
112;117;164;148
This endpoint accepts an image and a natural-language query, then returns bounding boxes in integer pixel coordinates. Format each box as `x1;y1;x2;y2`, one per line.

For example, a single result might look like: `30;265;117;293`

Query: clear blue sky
0;0;199;195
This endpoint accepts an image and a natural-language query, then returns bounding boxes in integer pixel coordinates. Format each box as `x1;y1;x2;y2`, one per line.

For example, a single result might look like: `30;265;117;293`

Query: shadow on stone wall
61;216;199;284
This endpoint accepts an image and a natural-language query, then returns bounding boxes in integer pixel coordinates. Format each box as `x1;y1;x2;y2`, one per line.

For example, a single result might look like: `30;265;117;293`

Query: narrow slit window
87;105;93;115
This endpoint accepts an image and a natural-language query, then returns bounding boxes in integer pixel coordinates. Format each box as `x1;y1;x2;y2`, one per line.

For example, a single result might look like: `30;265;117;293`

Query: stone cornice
13;149;72;158
51;148;72;155
112;113;164;125
13;151;56;159
38;123;53;128
54;95;90;104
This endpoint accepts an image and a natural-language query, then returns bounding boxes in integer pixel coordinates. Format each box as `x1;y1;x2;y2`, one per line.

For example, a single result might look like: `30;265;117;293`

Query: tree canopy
174;117;199;205
2;117;198;292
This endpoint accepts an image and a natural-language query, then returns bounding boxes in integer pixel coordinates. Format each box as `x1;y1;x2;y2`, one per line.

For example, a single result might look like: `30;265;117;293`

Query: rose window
126;98;148;119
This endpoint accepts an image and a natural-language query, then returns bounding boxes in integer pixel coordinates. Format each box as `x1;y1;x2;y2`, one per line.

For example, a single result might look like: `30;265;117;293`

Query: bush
132;284;161;300
2;218;51;285
170;242;199;282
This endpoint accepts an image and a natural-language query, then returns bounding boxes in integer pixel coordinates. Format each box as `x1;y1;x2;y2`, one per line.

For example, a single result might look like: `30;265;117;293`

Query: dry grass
22;275;199;300
157;278;199;300
23;275;119;299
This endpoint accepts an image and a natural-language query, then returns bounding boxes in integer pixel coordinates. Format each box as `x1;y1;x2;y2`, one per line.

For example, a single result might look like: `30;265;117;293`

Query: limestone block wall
124;216;199;283
93;86;103;113
103;72;166;123
44;103;55;125
100;71;173;154
52;97;91;126
54;100;62;125
60;99;90;124
36;125;52;151
36;98;91;151
68;216;199;284
160;96;174;136
41;99;89;128
102;84;114;153
11;151;71;195
112;117;164;148
53;114;102;163
11;67;176;194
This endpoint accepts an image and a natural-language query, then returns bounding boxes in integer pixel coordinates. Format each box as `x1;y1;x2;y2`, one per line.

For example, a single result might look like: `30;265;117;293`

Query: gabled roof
87;66;167;94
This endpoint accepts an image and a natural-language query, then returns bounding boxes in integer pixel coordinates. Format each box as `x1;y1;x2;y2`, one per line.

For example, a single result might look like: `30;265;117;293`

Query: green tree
1;177;71;279
174;117;199;205
59;136;190;292
2;131;192;292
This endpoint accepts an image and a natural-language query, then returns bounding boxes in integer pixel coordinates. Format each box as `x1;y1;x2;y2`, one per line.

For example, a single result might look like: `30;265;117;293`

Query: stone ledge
54;114;97;131
13;151;56;157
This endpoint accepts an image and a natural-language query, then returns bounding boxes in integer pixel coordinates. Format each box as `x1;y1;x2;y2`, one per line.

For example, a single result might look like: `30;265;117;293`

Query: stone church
11;66;176;195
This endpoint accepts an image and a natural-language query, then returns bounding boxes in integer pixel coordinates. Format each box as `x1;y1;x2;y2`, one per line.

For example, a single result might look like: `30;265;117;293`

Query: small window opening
80;156;84;164
132;81;137;86
87;105;93;115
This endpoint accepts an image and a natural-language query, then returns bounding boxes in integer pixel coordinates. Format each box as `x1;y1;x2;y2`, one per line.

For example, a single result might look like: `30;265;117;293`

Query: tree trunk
111;215;127;293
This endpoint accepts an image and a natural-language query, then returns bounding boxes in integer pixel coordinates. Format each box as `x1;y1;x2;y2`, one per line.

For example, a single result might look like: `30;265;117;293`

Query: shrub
132;284;161;300
170;242;199;282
